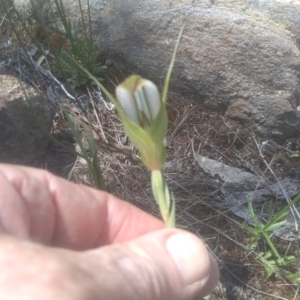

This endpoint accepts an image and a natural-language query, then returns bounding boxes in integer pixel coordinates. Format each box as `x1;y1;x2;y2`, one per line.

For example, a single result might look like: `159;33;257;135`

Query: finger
0;230;218;300
83;229;219;300
0;164;164;249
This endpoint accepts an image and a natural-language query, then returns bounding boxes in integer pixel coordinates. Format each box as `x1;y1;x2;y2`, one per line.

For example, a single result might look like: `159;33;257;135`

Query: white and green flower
115;75;167;171
116;76;161;129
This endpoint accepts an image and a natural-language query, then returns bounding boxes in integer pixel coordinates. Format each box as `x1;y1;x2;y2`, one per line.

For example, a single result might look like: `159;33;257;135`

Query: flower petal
116;86;140;124
134;79;161;124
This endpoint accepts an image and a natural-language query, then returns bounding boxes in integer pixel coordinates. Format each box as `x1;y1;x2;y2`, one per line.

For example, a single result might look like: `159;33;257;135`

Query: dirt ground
1;11;300;300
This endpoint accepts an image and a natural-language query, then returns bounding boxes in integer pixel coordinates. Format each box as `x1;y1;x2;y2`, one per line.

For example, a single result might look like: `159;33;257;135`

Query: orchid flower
116;77;161;129
115;75;167;171
113;25;185;228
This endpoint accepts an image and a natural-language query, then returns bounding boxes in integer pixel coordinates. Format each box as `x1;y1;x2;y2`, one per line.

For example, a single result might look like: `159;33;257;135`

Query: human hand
0;164;219;299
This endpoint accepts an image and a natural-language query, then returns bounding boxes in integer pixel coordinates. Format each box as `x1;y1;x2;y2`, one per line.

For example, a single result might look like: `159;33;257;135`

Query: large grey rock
14;0;300;139
0;75;54;165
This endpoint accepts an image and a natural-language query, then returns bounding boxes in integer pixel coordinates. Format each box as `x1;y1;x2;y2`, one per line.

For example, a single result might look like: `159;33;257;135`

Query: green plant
71;25;185;227
49;0;106;88
63;110;106;190
24;88;106;190
246;195;300;283
13;0;184;226
28;23;184;226
3;0;106;188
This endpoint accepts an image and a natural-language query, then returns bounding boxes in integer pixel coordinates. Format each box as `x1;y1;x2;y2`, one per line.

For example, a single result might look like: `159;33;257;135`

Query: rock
0;75;54;165
14;0;300;139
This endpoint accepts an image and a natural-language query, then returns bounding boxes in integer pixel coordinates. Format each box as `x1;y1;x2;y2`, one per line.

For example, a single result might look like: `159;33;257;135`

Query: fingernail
166;233;210;285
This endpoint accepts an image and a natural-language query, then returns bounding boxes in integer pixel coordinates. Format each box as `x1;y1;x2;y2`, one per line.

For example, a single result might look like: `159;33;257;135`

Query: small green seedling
246;195;300;283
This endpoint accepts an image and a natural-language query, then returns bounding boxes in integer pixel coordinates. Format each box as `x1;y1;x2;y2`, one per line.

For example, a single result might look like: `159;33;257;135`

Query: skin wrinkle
7;167;56;245
85;250;122;299
43;172;60;247
128;243;169;299
96;194;141;246
0;167;56;244
0;169;31;238
118;245;157;298
0;237;97;299
77;189;110;249
51;252;100;299
0;164;219;299
91;191;110;248
20;170;55;244
43;172;140;249
94;233;183;300
118;255;156;299
94;191;111;247
140;251;177;300
105;198;142;245
0;164;164;248
36;170;110;250
44;171;71;248
91;245;157;300
93;187;164;246
45;176;103;250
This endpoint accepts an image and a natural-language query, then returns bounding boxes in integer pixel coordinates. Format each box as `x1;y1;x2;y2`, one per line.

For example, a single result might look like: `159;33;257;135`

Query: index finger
0;164;164;250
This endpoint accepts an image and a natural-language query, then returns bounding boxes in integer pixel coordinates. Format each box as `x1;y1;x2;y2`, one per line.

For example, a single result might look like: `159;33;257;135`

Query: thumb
86;228;219;300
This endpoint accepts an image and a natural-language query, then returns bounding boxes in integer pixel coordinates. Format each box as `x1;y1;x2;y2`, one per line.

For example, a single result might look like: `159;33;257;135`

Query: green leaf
151;170;174;226
122;115;163;169
162;24;186;105
286;272;300;283
168;193;176;228
247;199;262;230
265;220;287;232
64;112;88;158
148;105;168;165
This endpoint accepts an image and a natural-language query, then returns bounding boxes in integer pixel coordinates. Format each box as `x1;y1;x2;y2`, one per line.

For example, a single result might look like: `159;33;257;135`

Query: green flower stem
151;170;175;228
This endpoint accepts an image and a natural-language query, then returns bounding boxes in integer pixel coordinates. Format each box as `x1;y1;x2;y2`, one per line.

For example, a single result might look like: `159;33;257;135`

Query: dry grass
1;9;300;300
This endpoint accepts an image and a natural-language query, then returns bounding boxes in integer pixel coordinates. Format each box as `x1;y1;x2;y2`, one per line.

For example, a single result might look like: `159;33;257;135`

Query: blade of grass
161;23;186;105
